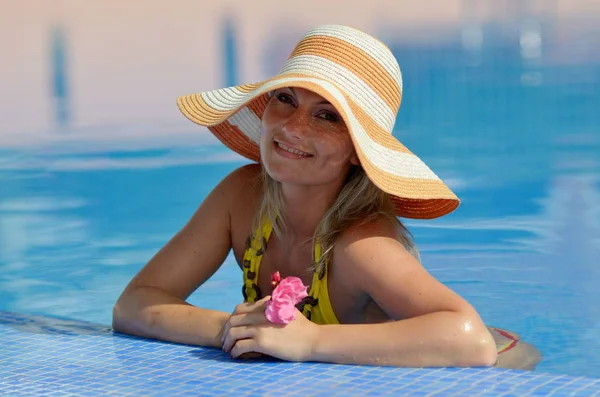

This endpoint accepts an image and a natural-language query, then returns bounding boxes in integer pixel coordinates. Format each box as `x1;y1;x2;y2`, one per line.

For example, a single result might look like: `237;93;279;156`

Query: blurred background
1;0;600;378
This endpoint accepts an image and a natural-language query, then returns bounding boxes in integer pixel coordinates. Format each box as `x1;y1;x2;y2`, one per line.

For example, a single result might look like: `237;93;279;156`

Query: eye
276;92;295;106
317;112;339;122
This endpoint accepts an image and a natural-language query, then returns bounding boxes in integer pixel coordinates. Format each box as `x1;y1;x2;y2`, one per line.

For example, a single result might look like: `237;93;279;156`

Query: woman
113;24;540;369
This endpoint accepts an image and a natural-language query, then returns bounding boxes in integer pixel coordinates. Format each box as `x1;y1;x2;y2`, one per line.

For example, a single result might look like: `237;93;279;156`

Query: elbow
111;300;127;333
111;297;132;334
471;332;498;367
111;292;146;336
459;319;498;367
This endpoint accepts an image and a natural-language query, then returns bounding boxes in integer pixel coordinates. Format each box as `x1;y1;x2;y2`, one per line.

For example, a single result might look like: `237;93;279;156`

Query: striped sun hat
177;24;459;219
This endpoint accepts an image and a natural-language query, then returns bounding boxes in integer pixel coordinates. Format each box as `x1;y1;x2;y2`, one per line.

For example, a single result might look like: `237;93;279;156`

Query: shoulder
218;163;264;236
222;163;262;188
334;216;412;259
216;163;262;201
331;217;472;321
332;216;419;285
193;163;262;225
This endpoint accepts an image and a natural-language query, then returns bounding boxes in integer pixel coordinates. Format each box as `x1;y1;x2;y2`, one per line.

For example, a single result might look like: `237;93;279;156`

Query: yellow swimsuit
241;217;339;325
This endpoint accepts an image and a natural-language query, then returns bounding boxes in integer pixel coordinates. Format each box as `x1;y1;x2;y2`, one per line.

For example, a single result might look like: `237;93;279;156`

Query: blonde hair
253;165;420;272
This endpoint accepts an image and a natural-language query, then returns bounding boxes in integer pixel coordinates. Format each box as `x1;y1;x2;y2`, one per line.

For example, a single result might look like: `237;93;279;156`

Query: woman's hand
221;297;320;362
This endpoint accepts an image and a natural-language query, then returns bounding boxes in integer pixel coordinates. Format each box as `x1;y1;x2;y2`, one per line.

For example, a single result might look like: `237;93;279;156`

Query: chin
263;163;305;185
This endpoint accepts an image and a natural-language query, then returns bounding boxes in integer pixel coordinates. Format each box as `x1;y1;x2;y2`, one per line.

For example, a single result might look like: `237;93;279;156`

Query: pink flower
265;276;308;324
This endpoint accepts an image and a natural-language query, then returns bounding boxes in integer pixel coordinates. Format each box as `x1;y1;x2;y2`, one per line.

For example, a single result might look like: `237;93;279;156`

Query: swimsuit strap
241;218;273;302
296;241;324;321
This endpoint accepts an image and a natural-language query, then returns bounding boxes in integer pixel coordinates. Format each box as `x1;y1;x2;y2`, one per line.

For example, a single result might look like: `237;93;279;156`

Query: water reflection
51;25;70;130
410;173;600;377
0;311;111;337
0;161;246;324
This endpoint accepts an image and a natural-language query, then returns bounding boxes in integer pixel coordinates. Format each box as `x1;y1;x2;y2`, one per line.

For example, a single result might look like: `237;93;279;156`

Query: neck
280;182;343;243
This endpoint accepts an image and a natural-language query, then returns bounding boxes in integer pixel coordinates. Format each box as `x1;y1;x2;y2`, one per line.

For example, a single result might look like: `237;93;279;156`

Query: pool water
1;22;600;380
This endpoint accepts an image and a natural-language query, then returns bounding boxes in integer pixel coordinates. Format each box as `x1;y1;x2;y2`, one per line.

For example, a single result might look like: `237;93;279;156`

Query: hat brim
177;74;459;219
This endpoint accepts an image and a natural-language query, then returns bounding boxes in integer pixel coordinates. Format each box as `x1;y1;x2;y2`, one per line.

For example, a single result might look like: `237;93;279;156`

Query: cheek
320;135;355;162
259;127;273;161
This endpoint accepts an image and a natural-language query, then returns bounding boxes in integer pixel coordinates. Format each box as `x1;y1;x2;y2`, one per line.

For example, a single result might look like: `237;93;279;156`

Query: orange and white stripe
177;24;459;219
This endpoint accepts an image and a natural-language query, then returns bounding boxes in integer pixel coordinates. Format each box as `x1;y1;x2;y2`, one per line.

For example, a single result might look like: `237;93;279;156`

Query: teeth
277;142;310;156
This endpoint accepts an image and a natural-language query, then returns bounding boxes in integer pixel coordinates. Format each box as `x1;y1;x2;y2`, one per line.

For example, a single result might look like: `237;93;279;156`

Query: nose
282;108;310;140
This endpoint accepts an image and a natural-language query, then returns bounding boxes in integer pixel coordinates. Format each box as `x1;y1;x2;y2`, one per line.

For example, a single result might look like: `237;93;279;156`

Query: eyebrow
289;87;331;105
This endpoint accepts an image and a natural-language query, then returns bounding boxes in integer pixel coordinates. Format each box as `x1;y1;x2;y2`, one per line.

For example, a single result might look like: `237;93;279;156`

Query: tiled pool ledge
1;312;599;397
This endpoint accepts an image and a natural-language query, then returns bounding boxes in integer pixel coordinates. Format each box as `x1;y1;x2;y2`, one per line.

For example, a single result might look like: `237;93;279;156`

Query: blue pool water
1;21;600;385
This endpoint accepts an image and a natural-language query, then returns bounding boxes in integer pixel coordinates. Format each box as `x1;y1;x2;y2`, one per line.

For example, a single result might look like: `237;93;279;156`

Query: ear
350;152;360;166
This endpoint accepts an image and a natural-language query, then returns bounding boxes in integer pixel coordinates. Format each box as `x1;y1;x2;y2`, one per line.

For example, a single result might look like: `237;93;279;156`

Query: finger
222;325;256;353
223;297;272;345
231;338;263;359
254;296;271;311
232;296;271;315
220;311;238;346
228;311;269;328
221;318;231;347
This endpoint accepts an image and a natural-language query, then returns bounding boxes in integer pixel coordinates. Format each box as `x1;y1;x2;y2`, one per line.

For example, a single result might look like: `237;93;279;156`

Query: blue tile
1;311;600;397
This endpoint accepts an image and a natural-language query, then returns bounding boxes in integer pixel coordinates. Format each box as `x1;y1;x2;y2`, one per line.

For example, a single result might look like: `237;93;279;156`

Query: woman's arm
310;221;497;367
112;286;230;348
112;165;255;347
311;312;496;367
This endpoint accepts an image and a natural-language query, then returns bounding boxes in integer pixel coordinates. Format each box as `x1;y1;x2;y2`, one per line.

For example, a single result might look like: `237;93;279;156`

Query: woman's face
259;87;359;188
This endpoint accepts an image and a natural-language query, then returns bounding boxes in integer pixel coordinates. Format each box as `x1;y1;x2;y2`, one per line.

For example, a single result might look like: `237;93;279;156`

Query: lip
273;140;313;159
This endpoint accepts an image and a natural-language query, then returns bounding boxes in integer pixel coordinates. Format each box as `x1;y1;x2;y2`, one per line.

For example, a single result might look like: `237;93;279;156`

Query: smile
274;141;313;158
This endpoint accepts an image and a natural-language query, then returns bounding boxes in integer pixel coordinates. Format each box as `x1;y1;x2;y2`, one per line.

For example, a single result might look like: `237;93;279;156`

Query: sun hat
176;24;459;219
